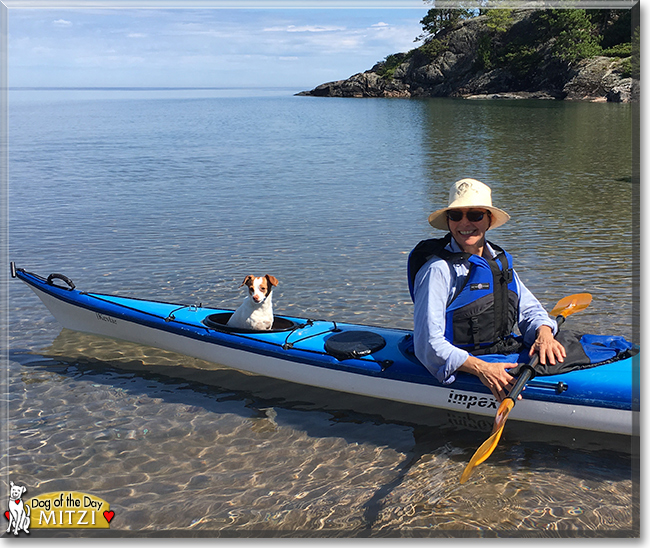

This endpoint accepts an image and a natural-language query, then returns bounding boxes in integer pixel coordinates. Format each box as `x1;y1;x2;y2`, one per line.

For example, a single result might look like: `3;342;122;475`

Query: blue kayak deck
16;268;638;413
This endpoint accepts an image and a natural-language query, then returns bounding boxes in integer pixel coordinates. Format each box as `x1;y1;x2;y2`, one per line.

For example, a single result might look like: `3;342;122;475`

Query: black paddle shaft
508;315;566;402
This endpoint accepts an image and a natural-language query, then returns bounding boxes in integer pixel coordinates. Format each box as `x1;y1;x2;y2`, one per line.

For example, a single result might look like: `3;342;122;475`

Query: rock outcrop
302;71;412;98
298;10;638;102
563;56;638;102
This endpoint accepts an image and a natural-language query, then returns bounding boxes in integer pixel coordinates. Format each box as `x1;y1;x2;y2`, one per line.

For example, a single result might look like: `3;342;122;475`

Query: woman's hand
458;356;520;402
530;325;566;365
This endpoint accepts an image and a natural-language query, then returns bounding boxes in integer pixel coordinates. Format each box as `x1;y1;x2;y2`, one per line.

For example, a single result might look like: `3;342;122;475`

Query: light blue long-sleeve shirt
412;238;557;384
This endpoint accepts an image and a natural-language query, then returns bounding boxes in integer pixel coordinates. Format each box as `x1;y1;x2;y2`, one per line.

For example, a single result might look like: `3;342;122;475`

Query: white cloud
128;33;147;38
264;25;346;33
52;19;72;27
31;46;54;56
372;22;390;28
74;54;146;68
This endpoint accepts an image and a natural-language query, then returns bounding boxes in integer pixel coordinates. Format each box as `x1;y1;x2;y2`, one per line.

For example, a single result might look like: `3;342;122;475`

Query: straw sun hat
427;178;511;230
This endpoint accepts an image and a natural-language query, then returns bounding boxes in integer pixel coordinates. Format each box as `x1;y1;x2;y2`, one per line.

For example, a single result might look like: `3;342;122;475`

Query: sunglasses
446;210;490;223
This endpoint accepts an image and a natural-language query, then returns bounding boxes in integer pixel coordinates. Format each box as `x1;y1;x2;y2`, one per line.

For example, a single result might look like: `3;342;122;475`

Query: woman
408;178;566;402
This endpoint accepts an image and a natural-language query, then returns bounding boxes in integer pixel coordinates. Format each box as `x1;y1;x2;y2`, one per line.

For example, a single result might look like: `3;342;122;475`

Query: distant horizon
10;85;305;90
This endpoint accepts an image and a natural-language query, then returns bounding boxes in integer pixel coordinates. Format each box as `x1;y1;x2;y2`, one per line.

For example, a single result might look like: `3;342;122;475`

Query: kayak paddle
459;293;593;484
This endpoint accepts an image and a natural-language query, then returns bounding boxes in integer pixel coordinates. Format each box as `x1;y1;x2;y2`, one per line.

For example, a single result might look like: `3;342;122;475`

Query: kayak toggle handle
46;273;76;290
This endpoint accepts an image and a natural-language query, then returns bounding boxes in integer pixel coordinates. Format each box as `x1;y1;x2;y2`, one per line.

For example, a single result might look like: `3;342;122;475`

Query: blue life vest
407;235;638;373
408;234;519;354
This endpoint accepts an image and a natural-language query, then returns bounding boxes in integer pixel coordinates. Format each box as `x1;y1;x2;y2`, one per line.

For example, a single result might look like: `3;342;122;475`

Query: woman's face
447;208;491;253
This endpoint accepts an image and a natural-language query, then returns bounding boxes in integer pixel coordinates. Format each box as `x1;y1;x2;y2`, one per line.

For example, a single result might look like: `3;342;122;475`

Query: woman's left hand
530;325;566;365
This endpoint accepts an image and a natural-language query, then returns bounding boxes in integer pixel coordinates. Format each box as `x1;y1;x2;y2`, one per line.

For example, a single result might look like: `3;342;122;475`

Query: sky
6;2;433;89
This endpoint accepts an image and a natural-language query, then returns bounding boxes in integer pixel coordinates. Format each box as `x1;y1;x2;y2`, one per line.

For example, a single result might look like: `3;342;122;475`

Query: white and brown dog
227;274;278;331
7;481;31;536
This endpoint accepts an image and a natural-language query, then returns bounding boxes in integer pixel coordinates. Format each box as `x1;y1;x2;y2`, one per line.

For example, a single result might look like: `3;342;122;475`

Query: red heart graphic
103;511;115;524
14;500;20;504
4;511;9;520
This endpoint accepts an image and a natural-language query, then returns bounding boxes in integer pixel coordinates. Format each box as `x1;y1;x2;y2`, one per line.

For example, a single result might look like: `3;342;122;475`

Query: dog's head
9;482;26;501
240;274;278;304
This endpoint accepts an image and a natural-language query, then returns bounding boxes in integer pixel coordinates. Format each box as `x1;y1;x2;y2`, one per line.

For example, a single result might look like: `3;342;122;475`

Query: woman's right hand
458;356;520;402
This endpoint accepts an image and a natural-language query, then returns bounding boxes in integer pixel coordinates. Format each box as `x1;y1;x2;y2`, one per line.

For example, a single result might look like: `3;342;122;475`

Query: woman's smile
447;208;491;255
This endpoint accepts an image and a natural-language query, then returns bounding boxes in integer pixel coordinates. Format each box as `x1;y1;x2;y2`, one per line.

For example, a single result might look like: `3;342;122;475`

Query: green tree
587;9;632;49
538;9;602;64
474;9;513;71
486;9;513;33
416;8;474;41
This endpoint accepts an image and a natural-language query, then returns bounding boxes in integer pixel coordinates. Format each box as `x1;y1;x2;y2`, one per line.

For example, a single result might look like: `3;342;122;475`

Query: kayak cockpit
202;312;301;334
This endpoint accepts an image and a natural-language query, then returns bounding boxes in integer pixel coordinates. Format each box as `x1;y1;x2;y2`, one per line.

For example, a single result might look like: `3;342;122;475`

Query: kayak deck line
11;263;639;435
14;266;399;373
94;295;395;369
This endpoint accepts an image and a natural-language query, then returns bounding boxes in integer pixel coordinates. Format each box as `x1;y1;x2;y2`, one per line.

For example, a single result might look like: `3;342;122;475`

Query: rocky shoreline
297;10;638;103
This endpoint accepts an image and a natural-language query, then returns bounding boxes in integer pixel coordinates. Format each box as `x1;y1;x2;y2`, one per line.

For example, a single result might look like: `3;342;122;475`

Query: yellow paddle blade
492;397;515;433
550;293;592;319
459;399;514;484
460;428;505;484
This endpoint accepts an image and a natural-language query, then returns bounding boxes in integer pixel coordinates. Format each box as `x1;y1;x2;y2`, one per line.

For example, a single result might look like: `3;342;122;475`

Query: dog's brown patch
263;274;278;296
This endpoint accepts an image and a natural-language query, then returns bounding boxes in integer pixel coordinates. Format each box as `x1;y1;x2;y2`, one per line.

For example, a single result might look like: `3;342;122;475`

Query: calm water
5;89;639;537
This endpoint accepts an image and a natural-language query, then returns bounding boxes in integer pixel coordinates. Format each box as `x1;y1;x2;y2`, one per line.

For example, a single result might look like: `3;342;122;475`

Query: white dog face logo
6;481;31;535
10;483;25;501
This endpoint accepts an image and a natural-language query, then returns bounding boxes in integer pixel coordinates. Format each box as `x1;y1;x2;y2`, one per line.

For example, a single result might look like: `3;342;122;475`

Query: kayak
12;264;639;436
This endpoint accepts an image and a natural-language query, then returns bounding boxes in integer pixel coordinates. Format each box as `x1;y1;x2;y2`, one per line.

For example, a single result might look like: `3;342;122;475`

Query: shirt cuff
439;348;470;384
524;317;558;345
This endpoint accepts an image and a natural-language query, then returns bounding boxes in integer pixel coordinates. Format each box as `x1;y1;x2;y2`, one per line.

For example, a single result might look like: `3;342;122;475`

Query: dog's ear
265;275;278;287
239;275;255;288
